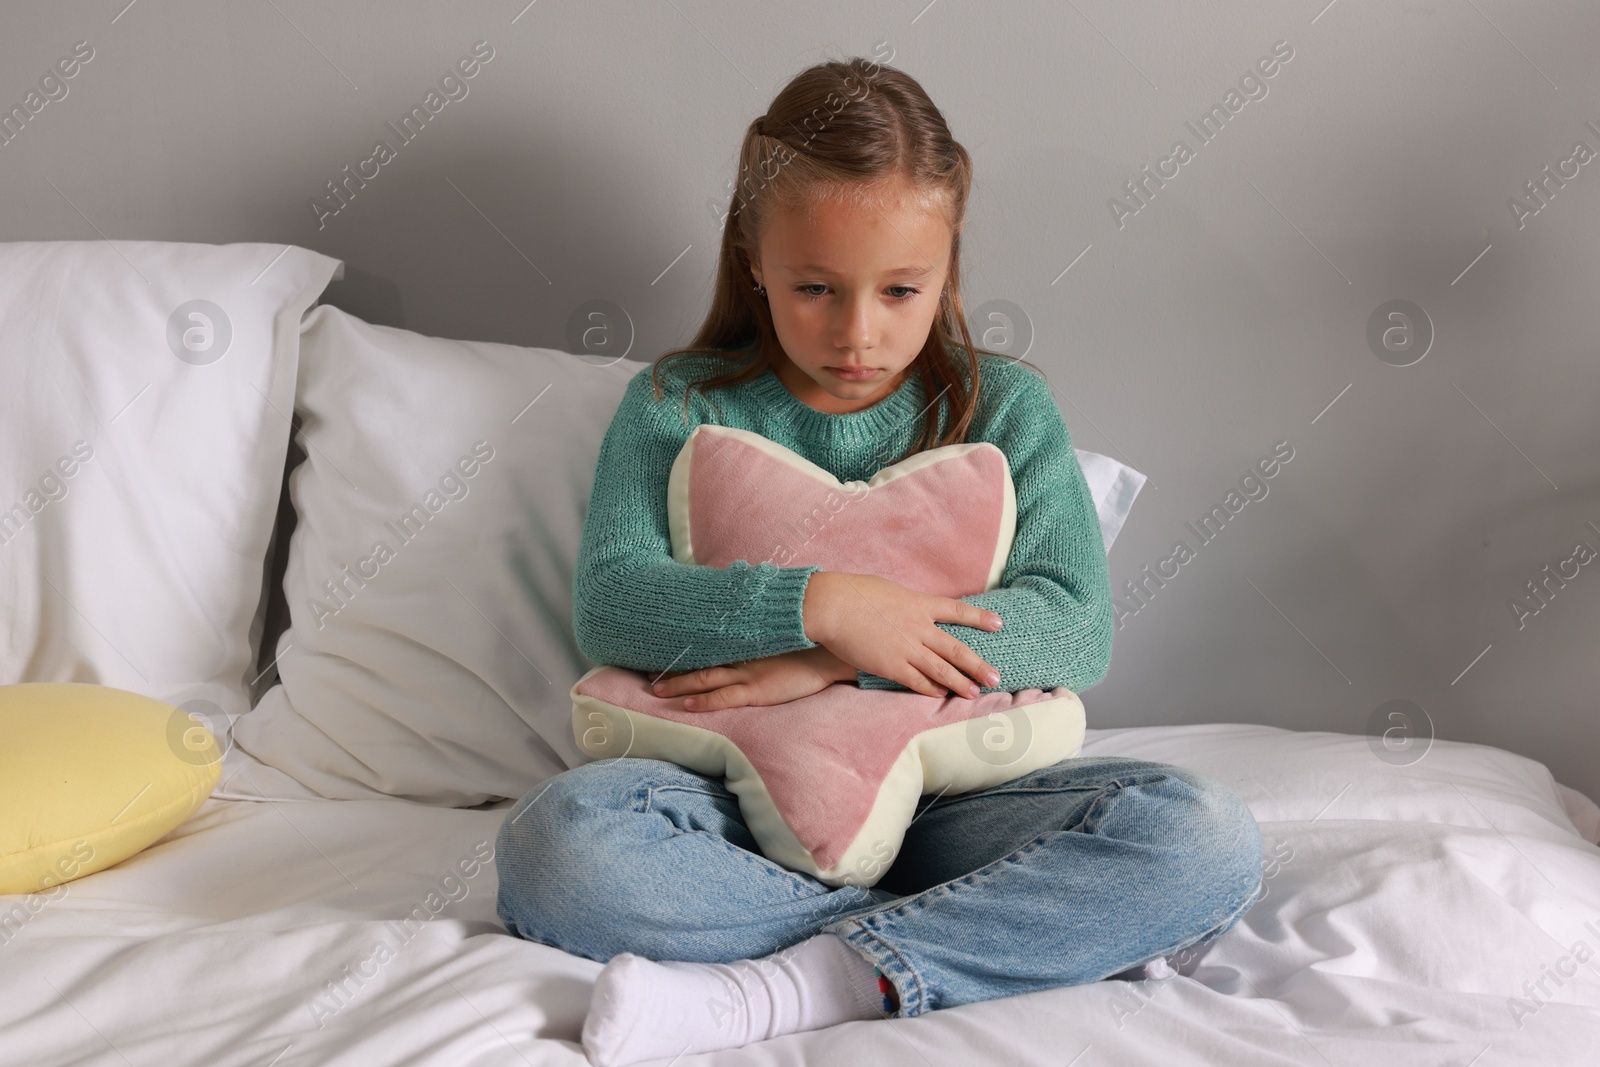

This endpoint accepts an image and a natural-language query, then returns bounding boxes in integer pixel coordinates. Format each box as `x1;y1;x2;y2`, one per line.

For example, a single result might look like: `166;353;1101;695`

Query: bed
4;241;1600;1066
3;724;1598;1065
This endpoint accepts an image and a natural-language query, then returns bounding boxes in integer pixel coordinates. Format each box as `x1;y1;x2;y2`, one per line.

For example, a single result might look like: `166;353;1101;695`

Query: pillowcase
570;425;1087;887
223;319;1145;808
0;683;221;895
224;306;639;805
0;241;342;719
1077;449;1146;553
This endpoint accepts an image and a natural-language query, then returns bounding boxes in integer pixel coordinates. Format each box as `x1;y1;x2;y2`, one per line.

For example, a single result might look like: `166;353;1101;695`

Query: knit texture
571;351;1114;694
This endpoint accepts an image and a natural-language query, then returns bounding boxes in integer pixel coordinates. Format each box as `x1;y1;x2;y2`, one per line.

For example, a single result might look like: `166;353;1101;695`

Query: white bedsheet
5;723;1600;1066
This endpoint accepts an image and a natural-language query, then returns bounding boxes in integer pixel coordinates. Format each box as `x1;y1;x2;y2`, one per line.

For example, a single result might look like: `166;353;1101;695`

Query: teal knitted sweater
571;351;1114;694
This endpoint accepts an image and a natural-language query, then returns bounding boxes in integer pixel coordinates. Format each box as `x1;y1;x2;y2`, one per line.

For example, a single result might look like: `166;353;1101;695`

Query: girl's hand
650;646;856;712
802;570;1003;699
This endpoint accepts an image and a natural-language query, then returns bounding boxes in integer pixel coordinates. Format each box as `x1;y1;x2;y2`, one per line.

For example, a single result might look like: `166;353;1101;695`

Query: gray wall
4;1;1596;800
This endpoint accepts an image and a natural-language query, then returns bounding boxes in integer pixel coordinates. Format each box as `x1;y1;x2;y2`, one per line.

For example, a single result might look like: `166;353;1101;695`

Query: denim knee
494;759;663;957
1159;765;1264;925
494;758;747;959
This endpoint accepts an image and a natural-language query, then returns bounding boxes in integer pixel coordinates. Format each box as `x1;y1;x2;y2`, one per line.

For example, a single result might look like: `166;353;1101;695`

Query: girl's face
750;183;952;415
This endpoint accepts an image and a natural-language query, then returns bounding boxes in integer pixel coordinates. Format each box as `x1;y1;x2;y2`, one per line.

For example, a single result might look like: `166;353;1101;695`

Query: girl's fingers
933;630;999;690
937;597;1003;633
931;658;979;699
654;668;721;697
901;660;948;700
685;683;749;712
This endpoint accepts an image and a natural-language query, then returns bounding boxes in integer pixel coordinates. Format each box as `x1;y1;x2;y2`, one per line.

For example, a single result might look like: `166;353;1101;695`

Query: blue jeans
495;754;1263;1017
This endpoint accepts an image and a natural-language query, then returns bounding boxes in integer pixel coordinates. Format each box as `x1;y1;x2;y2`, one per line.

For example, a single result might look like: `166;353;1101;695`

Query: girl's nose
834;295;876;350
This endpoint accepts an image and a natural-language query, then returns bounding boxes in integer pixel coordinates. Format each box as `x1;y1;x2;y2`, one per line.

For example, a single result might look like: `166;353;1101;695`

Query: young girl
495;57;1263;1066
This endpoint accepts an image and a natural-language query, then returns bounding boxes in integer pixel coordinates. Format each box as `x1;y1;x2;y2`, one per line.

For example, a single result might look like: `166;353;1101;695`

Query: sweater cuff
755;562;822;653
856;670;905;691
856;671;1005;695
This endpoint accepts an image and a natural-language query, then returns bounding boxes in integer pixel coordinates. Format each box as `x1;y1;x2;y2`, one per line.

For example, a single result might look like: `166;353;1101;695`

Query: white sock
581;933;888;1066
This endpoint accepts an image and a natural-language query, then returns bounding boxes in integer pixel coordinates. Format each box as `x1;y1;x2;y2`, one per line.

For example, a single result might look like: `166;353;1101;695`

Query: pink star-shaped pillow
570;424;1084;887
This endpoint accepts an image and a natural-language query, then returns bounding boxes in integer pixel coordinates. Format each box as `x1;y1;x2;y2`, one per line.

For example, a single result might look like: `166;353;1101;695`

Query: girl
496;57;1263;1066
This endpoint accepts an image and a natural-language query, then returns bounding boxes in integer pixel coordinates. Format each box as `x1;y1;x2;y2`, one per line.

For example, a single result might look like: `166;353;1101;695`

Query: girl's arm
572;370;824;674
854;369;1116;694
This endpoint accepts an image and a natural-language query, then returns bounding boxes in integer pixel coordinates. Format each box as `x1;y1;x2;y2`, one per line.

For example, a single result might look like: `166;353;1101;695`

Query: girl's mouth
826;366;879;381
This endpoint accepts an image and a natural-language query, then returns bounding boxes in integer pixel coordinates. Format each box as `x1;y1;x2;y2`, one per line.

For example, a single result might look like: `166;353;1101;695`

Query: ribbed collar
743;361;930;439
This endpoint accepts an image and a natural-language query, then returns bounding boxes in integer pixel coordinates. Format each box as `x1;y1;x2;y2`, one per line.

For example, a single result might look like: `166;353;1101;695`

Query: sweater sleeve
855;369;1115;694
571;369;823;674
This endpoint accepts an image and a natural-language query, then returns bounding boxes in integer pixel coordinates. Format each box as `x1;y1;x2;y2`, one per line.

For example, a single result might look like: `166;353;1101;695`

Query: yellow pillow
0;683;221;895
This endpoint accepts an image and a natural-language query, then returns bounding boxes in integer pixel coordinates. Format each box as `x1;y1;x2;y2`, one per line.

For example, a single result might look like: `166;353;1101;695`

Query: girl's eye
796;285;921;303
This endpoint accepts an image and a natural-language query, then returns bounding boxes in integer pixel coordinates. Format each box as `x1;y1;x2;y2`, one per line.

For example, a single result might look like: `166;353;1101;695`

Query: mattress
5;722;1600;1066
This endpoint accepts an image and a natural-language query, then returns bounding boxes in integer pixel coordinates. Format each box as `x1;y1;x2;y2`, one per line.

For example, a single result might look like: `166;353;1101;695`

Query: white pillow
1076;448;1146;552
222;308;1146;805
225;307;637;805
0;241;342;719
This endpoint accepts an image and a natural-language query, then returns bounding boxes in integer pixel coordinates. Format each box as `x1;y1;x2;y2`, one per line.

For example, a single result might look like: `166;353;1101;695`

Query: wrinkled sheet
4;723;1599;1066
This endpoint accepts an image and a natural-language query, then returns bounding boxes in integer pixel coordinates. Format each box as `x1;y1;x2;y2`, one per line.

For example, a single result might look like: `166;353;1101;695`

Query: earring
753;280;766;295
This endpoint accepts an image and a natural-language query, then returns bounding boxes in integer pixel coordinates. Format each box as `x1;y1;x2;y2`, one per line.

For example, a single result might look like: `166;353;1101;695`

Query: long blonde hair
648;55;1044;466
